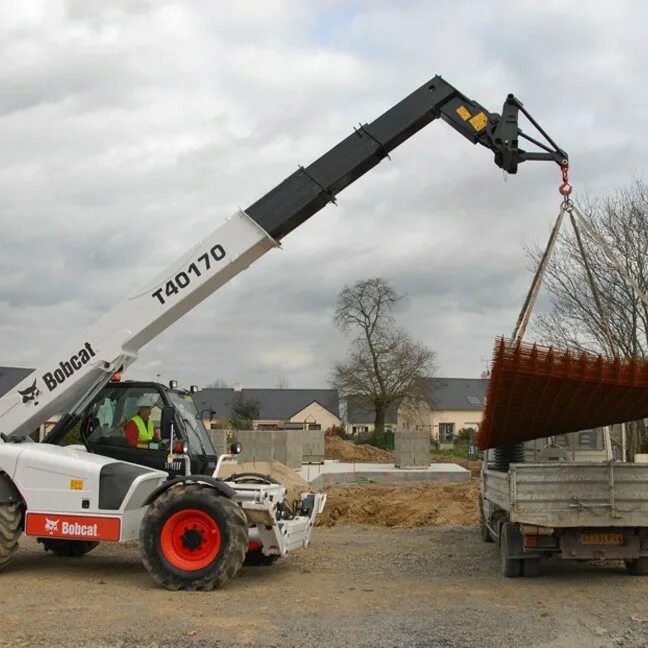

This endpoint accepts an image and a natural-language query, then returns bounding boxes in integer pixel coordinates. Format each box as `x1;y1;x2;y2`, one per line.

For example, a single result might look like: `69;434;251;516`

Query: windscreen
168;391;215;456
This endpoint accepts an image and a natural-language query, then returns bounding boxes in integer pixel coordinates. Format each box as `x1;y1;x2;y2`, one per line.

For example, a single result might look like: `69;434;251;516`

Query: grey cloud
1;1;647;390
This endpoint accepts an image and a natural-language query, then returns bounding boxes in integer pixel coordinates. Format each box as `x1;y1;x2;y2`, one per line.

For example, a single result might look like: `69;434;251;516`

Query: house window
352;425;369;435
439;422;455;441
577;429;603;450
307;423;321;430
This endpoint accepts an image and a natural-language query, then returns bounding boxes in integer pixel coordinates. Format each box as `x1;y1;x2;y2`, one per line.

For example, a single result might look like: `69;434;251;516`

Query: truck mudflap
228;481;326;558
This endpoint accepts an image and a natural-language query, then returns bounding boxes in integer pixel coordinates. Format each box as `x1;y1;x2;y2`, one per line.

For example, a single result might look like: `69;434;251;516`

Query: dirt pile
317;479;479;528
325;436;395;463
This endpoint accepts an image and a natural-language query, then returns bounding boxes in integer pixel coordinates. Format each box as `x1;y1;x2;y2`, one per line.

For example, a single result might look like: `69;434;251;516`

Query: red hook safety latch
559;164;572;196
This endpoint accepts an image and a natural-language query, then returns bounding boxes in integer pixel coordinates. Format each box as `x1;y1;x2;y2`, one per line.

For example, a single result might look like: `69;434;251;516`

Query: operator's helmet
136;394;158;408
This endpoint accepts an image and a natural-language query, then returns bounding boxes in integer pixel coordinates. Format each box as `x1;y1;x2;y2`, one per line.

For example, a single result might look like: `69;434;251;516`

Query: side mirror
160;406;175;439
230;441;242;455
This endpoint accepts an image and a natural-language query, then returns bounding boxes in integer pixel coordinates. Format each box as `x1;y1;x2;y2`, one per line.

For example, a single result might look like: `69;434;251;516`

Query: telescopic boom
0;74;567;440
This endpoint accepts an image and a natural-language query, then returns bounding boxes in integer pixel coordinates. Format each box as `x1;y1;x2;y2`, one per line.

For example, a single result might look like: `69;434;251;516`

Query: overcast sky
1;1;647;389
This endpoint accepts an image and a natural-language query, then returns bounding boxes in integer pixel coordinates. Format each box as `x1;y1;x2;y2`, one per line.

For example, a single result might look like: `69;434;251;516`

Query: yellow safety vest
131;415;154;443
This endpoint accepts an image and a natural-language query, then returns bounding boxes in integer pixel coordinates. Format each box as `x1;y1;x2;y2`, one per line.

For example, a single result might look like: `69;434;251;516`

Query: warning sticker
456;105;471;121
469;112;488;131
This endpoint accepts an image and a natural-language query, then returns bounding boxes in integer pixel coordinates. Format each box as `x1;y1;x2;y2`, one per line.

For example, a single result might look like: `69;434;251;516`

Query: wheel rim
160;509;221;571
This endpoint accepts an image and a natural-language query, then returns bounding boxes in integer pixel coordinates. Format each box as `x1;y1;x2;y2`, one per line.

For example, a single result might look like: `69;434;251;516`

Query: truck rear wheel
500;523;522;577
0;503;21;572
38;538;99;557
140;484;248;591
523;558;541;577
625;558;648;575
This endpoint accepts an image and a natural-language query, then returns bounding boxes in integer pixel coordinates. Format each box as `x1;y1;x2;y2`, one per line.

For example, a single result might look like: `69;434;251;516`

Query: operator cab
77;381;218;476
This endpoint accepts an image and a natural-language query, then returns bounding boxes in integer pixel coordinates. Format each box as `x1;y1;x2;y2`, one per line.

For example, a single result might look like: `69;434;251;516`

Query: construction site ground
4;529;648;648
4;441;648;647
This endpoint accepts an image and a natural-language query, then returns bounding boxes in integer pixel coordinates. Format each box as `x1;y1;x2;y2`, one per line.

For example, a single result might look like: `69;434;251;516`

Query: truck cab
47;380;219;477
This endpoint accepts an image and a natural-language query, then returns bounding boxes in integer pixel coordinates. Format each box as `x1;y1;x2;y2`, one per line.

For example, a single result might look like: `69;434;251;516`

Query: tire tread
140;484;248;591
0;503;21;573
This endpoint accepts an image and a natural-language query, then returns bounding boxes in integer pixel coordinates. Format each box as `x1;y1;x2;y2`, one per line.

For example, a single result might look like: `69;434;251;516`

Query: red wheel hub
160;509;221;571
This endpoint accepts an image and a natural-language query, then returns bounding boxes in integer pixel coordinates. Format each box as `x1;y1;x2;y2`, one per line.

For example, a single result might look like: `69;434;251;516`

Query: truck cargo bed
483;462;648;527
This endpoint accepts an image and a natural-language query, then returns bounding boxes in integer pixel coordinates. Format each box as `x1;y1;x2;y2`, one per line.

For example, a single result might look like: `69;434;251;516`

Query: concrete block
302;429;325;463
274;429;303;469
394;428;430;469
235;430;275;463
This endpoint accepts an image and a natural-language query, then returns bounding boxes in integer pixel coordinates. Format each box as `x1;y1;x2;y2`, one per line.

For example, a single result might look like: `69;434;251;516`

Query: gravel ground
2;527;648;648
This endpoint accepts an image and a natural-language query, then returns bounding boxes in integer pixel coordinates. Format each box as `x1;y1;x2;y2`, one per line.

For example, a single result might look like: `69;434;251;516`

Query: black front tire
38;538;99;557
0;503;22;572
140;484;248;591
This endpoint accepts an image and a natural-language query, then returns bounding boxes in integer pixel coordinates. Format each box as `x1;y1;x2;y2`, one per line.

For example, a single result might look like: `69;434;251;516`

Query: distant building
194;387;341;431
344;395;399;435
342;377;488;442
415;377;487;443
0;366;33;398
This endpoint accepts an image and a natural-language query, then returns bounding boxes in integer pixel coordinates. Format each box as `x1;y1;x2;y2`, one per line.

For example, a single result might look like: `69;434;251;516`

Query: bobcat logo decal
17;380;40;405
44;518;59;535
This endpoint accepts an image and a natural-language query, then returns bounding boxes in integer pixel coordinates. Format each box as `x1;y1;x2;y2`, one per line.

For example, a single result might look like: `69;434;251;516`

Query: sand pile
317;479;479;528
219;460;312;502
325;436;395;463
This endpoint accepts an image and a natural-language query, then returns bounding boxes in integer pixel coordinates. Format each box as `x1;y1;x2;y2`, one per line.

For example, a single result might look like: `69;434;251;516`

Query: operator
124;396;161;448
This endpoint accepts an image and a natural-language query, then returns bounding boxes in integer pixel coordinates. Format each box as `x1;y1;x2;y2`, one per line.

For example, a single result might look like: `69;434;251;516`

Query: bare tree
331;277;435;433
207;379;230;388
275;375;289;389
530;179;648;454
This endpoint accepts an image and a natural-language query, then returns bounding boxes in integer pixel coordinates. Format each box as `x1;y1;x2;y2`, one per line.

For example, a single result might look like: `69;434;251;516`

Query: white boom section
0;210;277;440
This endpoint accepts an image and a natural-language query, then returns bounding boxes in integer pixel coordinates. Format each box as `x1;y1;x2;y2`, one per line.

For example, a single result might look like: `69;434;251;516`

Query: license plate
580;533;624;545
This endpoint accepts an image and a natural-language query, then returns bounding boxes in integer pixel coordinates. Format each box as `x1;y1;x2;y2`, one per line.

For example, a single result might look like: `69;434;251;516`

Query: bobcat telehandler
0;75;567;590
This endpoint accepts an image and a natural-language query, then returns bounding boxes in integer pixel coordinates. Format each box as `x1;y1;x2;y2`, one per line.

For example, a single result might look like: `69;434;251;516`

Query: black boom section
245;76;496;241
99;462;154;510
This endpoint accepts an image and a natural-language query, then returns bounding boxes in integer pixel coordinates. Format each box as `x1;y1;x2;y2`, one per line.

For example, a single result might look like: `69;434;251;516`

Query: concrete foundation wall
273;429;303;469
394;429;430;468
302;429;325;463
232;429;303;468
235;430;275;463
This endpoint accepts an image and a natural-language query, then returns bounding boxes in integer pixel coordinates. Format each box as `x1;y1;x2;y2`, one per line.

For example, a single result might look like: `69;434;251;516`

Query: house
343;395;399;436
343;377;488;442
0;366;49;439
417;377;487;442
194;387;341;431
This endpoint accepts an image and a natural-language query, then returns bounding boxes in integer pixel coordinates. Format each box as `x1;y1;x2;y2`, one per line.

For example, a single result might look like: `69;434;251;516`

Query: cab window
84;386;163;449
